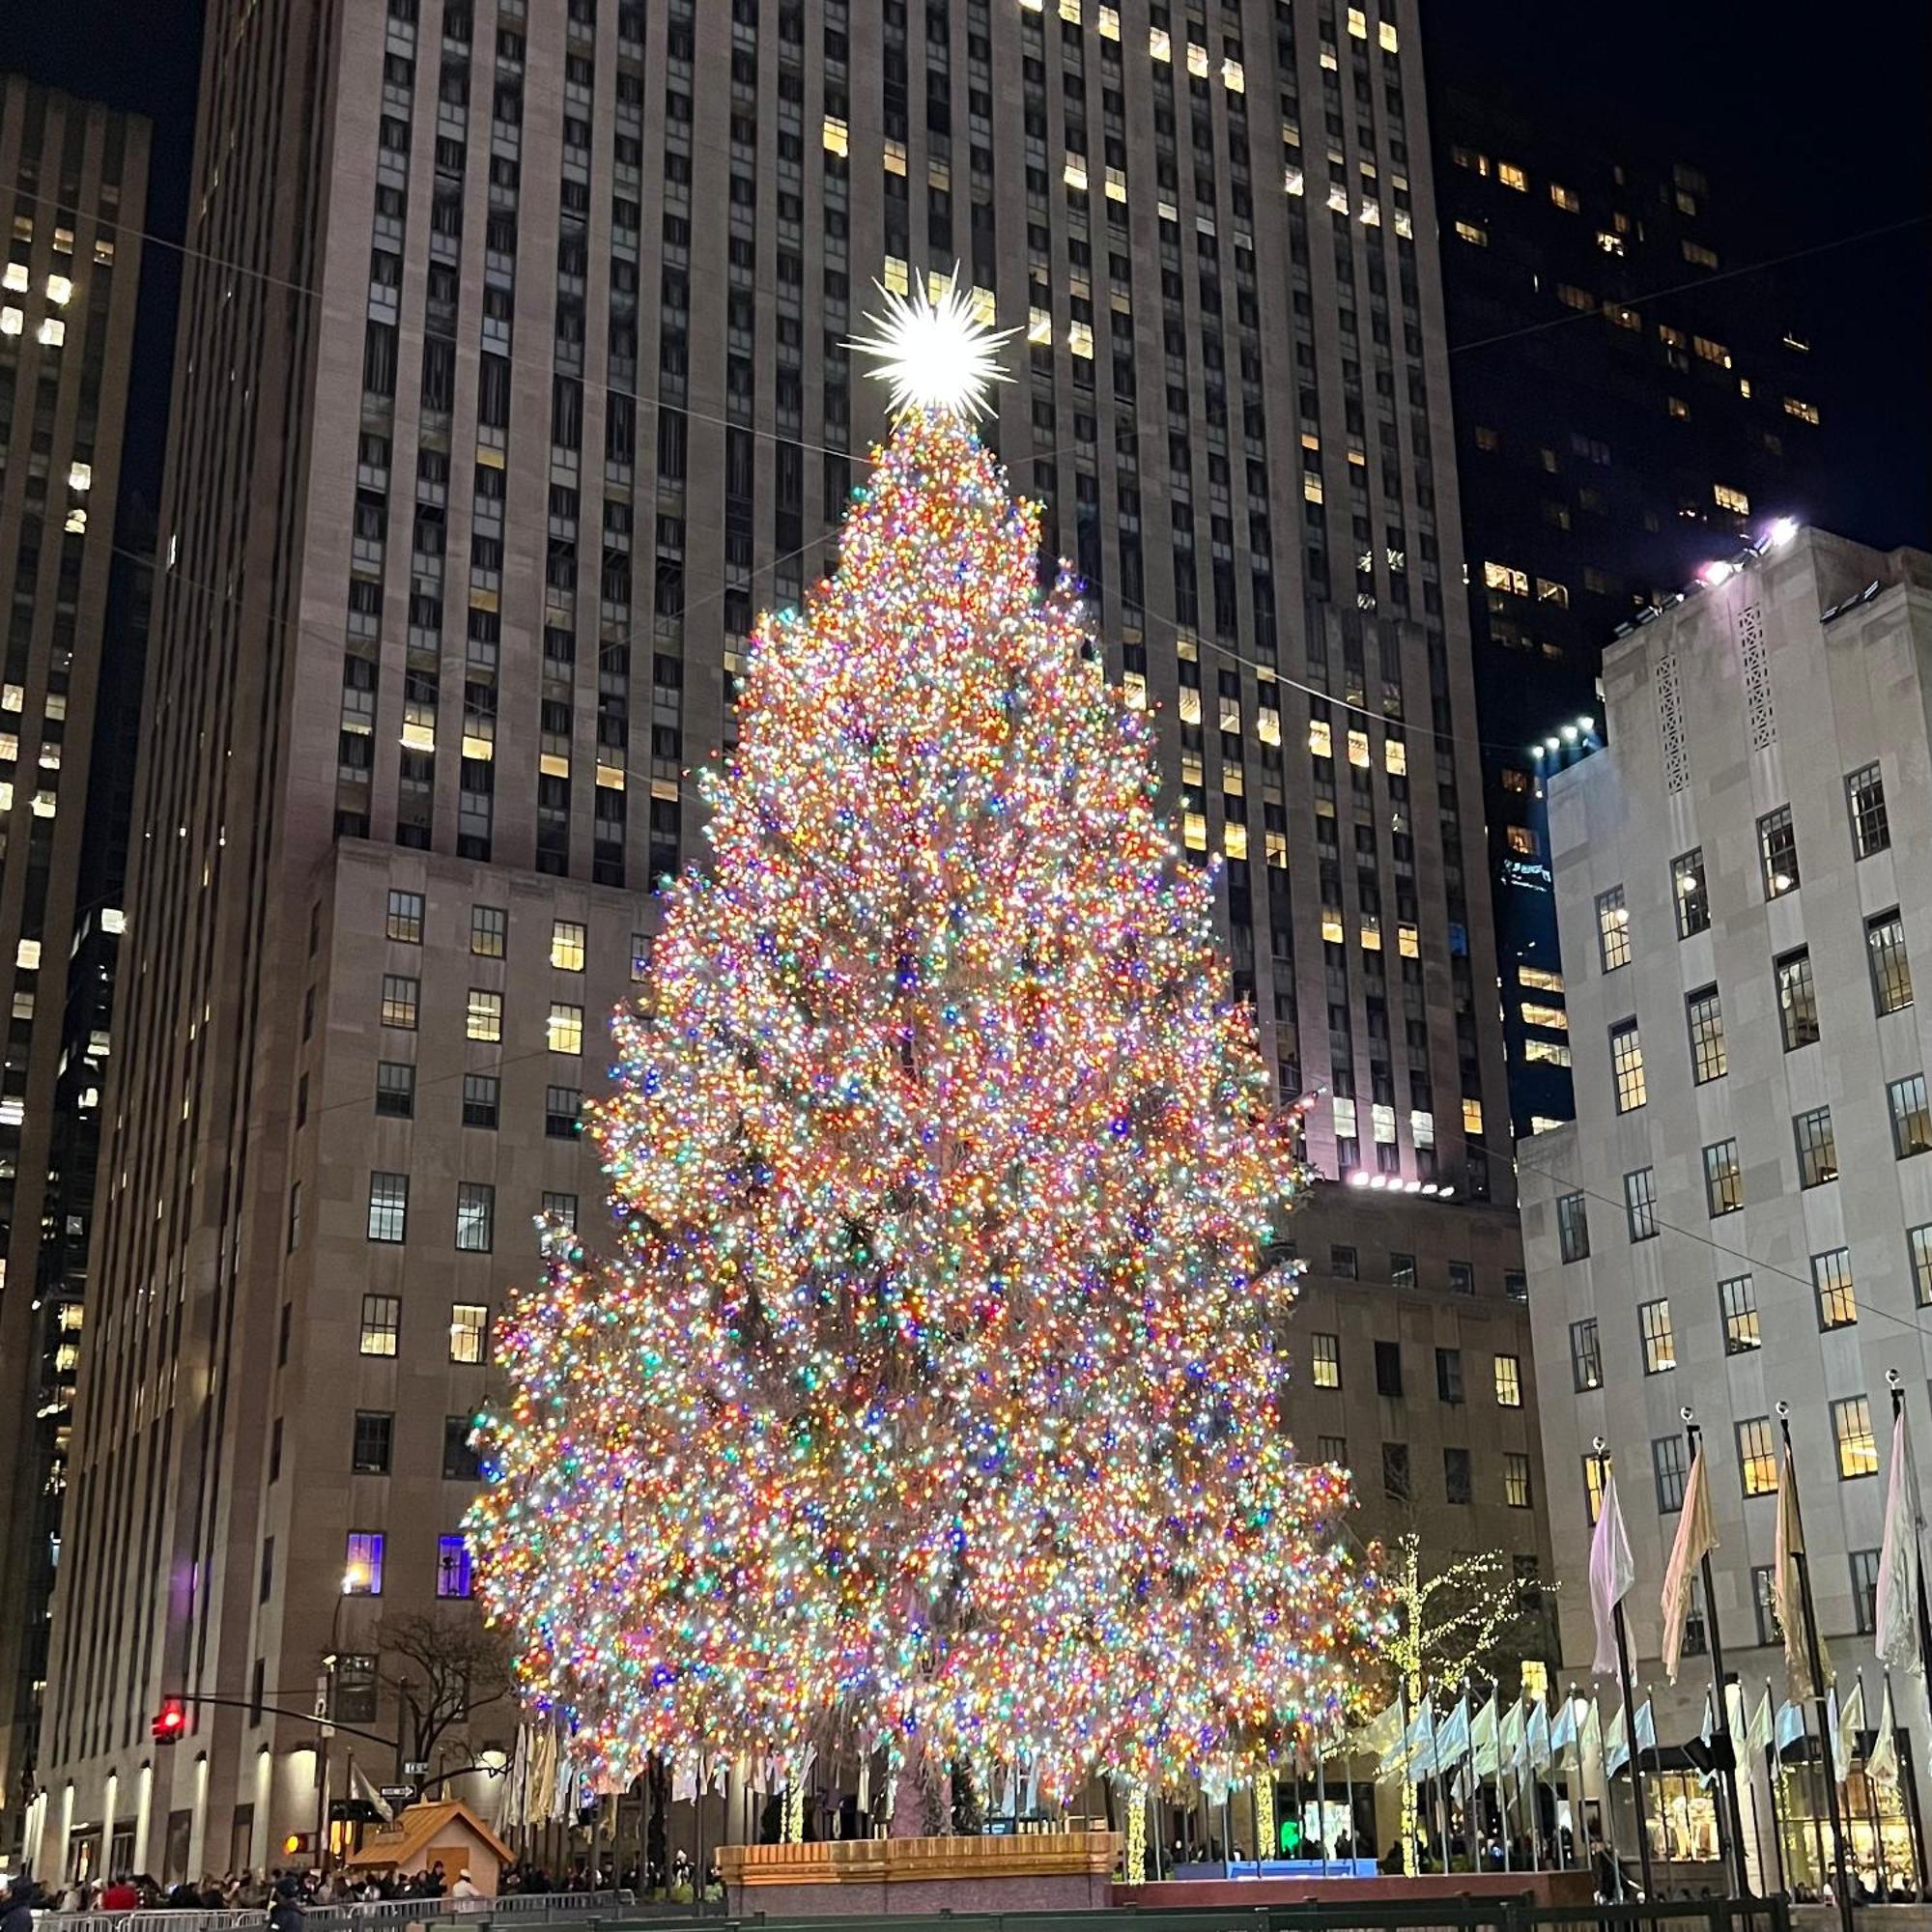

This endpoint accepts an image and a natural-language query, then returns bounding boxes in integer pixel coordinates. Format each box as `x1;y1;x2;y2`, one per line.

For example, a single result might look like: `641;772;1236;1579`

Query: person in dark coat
1;1877;40;1932
269;1875;305;1932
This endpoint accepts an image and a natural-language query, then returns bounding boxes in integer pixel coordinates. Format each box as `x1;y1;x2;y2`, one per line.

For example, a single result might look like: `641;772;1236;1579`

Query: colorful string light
469;385;1386;1801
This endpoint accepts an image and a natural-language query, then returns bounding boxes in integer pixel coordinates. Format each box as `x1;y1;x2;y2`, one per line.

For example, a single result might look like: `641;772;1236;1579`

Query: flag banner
1634;1698;1657;1756
351;1759;394;1825
1500;1698;1526;1770
1527;1696;1552;1771
1605;1705;1629;1777
1390;1695;1435;1784
1549;1693;1577;1754
1747;1688;1774;1753
1870;1681;1900;1788
1661;1444;1717;1683
1580;1697;1604;1776
1434;1695;1472;1768
1775;1700;1806;1755
1831;1679;1864;1784
1590;1471;1637;1675
1876;1405;1923;1675
1359;1700;1405;1761
1472;1695;1500;1776
1775;1442;1816;1698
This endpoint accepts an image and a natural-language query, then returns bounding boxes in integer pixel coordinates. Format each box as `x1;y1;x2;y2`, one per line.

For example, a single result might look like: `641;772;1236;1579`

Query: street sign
380;1786;412;1803
402;1760;429;1776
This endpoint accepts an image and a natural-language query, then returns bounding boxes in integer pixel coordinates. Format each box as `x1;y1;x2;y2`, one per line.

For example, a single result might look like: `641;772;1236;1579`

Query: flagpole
1888;1662;1928;1901
1778;1406;1856;1932
1762;1679;1791;1898
1594;1441;1657;1904
1492;1680;1509;1873
1567;1688;1592;1881
1887;1373;1932;1901
1860;1667;1889;1898
1594;1688;1624;1899
1316;1728;1330;1876
1683;1412;1753;1897
1429;1693;1450;1872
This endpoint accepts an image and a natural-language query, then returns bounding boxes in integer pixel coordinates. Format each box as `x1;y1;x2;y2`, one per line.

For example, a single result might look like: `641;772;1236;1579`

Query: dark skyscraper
1433;88;1824;1137
0;72;148;1856
37;0;1545;1877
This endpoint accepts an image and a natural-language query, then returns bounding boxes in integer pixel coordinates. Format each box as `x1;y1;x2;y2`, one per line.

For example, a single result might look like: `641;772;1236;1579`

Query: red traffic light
152;1698;187;1746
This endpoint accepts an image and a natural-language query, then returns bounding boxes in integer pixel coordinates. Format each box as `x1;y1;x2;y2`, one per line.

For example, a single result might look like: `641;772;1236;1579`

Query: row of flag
1357;1674;1903;1797
1593;1403;1926;1699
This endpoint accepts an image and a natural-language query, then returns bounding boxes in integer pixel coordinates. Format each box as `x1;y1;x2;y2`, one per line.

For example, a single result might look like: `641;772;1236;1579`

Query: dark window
1443;1447;1472;1505
1374;1340;1404;1397
443;1415;483;1481
376;1062;415;1118
1435;1347;1463;1404
1381;1441;1411;1500
352;1410;394;1474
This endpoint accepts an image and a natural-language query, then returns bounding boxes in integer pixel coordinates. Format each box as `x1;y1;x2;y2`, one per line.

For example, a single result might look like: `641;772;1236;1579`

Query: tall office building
0;75;149;1857
1522;527;1932;1885
1431;89;1825;1138
37;0;1539;1877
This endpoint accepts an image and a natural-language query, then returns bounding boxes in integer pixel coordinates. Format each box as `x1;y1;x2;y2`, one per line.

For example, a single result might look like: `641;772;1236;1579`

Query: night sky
2;0;1925;550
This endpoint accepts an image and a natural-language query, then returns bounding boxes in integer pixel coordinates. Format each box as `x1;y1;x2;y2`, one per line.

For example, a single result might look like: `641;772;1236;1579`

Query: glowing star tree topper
844;270;1017;420
469;292;1385;1802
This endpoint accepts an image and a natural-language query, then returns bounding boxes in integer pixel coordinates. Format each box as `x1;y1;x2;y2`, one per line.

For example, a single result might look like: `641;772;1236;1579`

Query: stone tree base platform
719;1831;1121;1918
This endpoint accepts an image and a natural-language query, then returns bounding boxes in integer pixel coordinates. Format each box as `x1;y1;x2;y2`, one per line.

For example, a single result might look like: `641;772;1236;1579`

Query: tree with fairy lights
469;275;1385;1809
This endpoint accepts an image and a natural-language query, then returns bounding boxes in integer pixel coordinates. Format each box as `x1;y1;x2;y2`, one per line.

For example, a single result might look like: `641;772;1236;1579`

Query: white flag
1359;1699;1405;1764
1870;1681;1900;1789
1434;1696;1471;1768
1661;1444;1717;1683
1775;1700;1806;1754
1634;1698;1656;1756
1605;1705;1629;1776
1471;1695;1500;1776
1500;1698;1525;1770
1832;1678;1864;1784
1549;1693;1577;1754
1398;1695;1435;1784
1747;1687;1774;1754
1876;1404;1923;1673
1589;1470;1637;1675
351;1758;394;1825
1527;1697;1552;1771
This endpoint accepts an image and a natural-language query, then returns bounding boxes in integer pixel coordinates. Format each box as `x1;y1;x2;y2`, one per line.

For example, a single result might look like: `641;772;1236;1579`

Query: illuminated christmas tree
470;278;1382;1803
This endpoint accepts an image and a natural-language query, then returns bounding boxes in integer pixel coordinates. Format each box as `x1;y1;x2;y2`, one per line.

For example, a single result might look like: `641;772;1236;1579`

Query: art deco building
0;74;149;1856
37;0;1540;1876
1523;527;1932;1885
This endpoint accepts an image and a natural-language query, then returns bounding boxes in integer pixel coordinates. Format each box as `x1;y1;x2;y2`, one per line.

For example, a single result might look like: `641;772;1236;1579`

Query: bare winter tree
374;1609;515;1788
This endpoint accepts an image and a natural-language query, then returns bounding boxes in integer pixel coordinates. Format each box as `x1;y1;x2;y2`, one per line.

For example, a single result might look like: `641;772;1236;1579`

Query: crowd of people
3;1862;493;1918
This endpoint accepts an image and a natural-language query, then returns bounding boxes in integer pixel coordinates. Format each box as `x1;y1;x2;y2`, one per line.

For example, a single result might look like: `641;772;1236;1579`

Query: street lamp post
316;1566;363;1870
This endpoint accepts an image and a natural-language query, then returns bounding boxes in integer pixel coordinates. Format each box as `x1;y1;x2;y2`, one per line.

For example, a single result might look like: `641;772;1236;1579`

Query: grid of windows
1889;1073;1932;1158
437;1534;474;1598
1758;806;1799;897
548;1002;585;1054
1609;1018;1646;1112
1652;1434;1689;1513
1672;848;1708;938
366;1171;408;1242
1317;1435;1349;1467
1558;1191;1590;1262
1382;1442;1411;1500
1596;886;1631;970
1846;763;1889;858
455;1180;495;1252
1737;1418;1778;1497
385;889;424;943
1868;909;1913;1014
1443;1447;1473;1505
1851;1548;1882;1634
1813;1247;1858;1330
449;1301;489;1365
1776;947;1820;1050
344;1531;384;1595
1504;1454;1532;1508
1719;1274;1760;1353
376;1061;415;1118
1570;1318;1603;1391
1435;1348;1463;1405
1310;1333;1341;1388
1638;1298;1676;1374
551;920;586;971
631;933;653;981
1493;1353;1522;1407
1375;1341;1405;1398
1686;985;1726;1083
462;1072;499;1128
1832;1395;1879;1479
1912;1226;1932;1307
546;1085;582;1137
467;987;504;1041
352;1410;393;1475
1703;1139;1744;1216
1794;1106;1838;1188
381;974;420;1029
470;905;507;956
442;1418;482;1484
542;1190;579;1229
1582;1453;1606;1524
1624;1167;1659;1241
359;1294;400;1357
